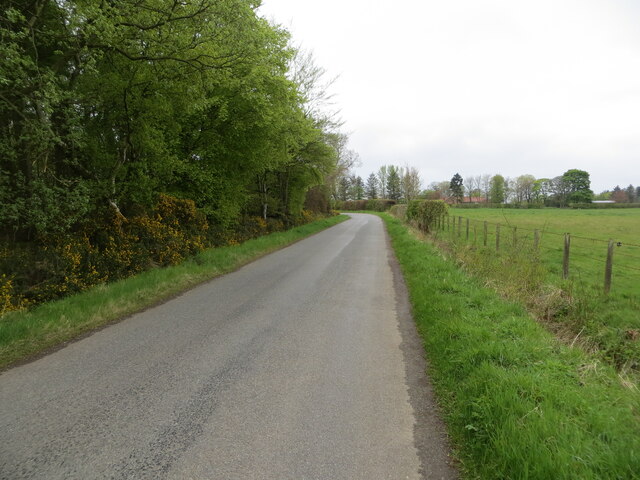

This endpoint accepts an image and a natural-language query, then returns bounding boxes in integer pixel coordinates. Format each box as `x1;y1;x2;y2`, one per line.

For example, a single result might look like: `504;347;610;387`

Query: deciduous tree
377;166;388;198
562;169;593;204
401;166;422;203
489;175;505;204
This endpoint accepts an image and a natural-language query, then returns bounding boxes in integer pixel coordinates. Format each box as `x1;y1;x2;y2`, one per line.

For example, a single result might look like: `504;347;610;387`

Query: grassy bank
381;213;640;479
0;215;347;370
437;208;640;375
447;208;640;298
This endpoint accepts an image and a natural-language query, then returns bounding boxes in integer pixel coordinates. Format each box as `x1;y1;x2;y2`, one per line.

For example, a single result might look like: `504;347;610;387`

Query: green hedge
335;199;396;211
406;200;449;232
452;203;543;209
569;203;640;209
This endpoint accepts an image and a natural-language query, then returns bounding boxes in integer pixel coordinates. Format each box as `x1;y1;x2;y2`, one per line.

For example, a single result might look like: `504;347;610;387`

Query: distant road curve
0;213;456;480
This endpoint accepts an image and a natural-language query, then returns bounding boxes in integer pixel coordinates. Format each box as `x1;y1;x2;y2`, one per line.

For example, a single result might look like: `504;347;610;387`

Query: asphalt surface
0;213;457;480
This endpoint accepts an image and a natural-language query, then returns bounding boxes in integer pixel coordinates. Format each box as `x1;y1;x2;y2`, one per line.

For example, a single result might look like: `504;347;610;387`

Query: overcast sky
258;0;640;193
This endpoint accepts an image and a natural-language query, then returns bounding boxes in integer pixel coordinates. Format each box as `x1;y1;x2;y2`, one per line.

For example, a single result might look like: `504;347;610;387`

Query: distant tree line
335;164;637;211
425;169;596;207
334;165;422;204
595;185;640;203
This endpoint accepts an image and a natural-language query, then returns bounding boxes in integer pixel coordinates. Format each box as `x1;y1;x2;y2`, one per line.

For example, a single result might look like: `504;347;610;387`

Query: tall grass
0;215;347;370
381;213;640;479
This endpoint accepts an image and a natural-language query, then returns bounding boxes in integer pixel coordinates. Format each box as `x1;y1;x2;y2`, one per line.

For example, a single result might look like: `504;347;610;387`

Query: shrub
406;200;449;232
0;194;210;309
0;192;328;315
336;199;396;211
366;199;396;211
389;204;408;219
452;203;543;209
0;274;30;315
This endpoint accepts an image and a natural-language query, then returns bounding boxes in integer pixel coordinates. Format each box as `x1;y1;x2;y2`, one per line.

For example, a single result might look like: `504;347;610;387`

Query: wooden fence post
496;224;500;252
474;225;477;245
466;218;470;241
563;234;571;279
458;216;462;238
604;240;614;294
483;221;488;247
512;227;517;248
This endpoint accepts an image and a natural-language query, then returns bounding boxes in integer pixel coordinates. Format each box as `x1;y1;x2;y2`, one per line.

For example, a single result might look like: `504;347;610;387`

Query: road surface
0;213;456;479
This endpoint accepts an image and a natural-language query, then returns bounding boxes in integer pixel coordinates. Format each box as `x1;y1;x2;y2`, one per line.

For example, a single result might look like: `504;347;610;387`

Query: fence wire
436;213;639;294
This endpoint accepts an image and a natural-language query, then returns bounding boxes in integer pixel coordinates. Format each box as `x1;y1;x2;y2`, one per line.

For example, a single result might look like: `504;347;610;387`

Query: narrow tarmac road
0;214;456;480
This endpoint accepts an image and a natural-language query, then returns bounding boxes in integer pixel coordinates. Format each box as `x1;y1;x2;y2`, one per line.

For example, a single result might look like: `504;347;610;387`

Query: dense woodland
0;1;354;312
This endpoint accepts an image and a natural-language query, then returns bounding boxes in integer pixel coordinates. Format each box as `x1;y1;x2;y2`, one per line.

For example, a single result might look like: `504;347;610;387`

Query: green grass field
448;208;640;294
440;208;640;373
380;212;640;479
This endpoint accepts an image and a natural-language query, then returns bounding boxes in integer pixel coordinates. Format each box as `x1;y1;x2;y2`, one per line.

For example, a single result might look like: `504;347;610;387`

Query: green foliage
406;200;449;232
1;0;343;311
335;199;396;211
452;202;543;209
489;174;505;204
386;166;402;201
366;199;396;211
562;169;593;204
365;173;378;199
570;203;640;209
450;173;464;203
388;204;408;219
0;0;339;231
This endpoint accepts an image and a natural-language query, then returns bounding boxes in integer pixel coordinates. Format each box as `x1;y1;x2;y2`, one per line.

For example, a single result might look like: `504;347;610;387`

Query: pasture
449;208;640;294
442;208;640;372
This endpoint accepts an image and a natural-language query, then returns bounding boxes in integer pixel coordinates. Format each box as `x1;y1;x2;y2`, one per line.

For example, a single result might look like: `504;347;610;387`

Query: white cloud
259;0;640;192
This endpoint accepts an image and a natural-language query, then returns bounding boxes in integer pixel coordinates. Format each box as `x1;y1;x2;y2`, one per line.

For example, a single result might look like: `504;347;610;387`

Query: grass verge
438;208;640;375
0;215;348;370
380;212;640;479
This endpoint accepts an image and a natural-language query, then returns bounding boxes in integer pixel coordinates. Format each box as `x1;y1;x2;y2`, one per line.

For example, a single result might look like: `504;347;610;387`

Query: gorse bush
2;195;207;307
1;193;323;312
0;215;348;369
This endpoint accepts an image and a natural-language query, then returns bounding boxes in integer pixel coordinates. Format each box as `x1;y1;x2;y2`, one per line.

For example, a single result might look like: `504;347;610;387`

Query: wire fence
432;214;640;295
